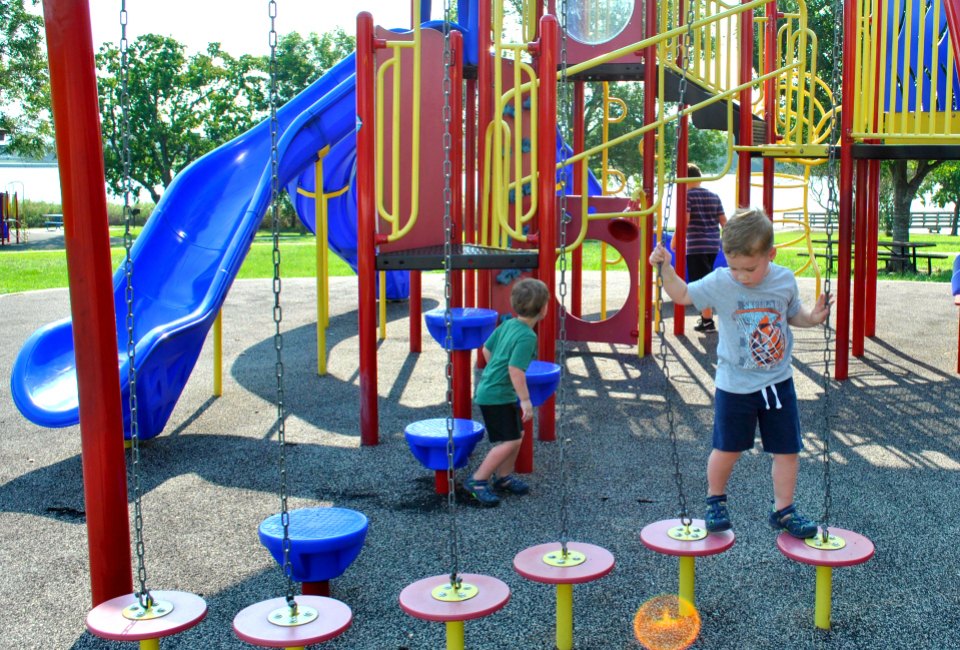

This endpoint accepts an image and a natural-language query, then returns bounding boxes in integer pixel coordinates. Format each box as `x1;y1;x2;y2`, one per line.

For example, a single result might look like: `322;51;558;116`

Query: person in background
683;163;727;332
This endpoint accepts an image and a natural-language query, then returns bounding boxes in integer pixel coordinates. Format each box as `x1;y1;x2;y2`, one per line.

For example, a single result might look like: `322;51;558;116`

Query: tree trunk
952;203;959;237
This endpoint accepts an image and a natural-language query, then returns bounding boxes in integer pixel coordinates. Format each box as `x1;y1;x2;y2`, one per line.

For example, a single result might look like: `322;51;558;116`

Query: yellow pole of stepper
379;271;387;339
815;565;833;630
556;583;574;650
139;638;159;650
285;646;305;650
213;309;223;396
315;152;328;375
678;556;696;606
445;620;465;650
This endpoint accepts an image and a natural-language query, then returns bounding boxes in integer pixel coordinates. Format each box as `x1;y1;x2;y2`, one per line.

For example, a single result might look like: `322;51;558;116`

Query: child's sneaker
492;473;529;495
768;503;818;539
464;477;500;507
694;317;716;332
704;494;732;533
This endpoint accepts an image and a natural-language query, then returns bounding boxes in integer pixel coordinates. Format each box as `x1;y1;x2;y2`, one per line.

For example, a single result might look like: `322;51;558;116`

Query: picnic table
797;239;948;274
43;214;63;230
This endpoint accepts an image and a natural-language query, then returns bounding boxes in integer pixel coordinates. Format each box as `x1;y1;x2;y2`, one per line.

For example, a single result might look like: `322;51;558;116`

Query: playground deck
1;273;958;649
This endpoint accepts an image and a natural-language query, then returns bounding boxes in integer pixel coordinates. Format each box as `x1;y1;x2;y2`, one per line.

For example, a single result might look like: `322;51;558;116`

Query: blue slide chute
11;56;359;439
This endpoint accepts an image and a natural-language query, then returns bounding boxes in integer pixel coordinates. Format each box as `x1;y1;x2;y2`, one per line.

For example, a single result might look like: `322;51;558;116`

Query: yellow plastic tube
678;556;696;606
815;565;832;630
556;583;574;650
445;620;465;650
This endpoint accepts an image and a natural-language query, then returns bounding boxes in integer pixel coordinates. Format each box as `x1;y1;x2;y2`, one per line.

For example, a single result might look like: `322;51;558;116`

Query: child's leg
493;438;523;478
473;440;521;481
707;449;741;496
770;452;799;511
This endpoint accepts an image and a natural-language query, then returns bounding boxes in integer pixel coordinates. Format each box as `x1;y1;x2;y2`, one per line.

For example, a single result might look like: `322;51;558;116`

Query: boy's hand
649;243;672;268
811;291;834;324
519;398;534;422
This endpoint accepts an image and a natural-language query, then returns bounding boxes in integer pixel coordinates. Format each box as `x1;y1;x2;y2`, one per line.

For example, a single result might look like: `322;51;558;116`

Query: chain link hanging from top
815;0;844;543
441;0;463;591
555;0;572;556
654;0;697;528
267;0;297;610
120;0;152;610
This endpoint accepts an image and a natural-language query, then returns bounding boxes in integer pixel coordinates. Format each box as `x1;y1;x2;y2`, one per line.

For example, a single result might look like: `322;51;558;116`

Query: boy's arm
649;245;694;306
508;366;534;422
788;292;833;328
481;345;492;364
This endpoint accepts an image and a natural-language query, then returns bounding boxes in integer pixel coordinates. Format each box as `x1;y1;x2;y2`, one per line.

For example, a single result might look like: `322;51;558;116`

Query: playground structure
8;0;960;647
0;190;24;246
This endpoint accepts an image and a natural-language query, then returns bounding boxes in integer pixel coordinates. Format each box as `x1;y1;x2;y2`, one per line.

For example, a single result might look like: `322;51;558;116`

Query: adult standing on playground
684;163;727;332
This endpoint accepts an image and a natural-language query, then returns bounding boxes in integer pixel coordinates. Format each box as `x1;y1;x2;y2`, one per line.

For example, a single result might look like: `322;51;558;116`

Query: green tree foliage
0;0;52;157
96;29;356;205
920;161;960;236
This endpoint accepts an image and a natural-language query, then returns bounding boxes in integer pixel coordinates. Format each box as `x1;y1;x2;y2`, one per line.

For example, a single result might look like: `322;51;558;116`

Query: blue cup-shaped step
424;308;498;350
404;418;485;470
526;360;561;407
258;507;369;583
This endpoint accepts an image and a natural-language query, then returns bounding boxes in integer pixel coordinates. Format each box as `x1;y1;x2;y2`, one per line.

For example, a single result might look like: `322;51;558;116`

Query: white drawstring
760;383;783;410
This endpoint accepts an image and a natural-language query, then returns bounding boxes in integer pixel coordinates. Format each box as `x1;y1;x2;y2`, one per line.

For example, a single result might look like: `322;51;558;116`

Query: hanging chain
441;0;462;591
120;0;152;610
555;0;572;556
267;0;296;610
816;0;844;542
655;0;697;528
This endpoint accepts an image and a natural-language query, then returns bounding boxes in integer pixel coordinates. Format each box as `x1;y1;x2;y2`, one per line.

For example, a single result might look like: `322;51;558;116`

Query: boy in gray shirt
649;209;832;538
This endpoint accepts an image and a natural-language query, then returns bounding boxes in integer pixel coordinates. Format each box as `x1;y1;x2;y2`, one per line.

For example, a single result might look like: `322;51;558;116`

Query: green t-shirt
474;317;537;405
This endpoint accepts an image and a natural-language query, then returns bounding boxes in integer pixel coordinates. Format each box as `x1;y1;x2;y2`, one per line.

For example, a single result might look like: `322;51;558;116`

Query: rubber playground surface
1;272;958;649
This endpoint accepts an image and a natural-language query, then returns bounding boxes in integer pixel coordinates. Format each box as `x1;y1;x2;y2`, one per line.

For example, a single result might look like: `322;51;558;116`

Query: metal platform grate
376;244;538;271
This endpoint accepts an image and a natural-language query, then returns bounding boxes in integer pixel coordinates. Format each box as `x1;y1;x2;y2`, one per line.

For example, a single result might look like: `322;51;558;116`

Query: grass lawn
0;231;956;295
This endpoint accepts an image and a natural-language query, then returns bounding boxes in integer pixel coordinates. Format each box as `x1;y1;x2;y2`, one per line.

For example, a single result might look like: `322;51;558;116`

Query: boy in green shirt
466;277;550;506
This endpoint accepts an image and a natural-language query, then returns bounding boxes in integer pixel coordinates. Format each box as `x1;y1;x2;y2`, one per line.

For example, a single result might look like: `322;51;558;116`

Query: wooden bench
43;214;63;230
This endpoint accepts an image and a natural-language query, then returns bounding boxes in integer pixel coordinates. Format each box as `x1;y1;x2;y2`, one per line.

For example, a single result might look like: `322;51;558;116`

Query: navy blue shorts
479;403;523;443
686;252;717;283
713;377;802;454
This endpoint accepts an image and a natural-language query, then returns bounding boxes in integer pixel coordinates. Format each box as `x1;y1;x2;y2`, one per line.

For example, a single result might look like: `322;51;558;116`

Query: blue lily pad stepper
423;307;498;350
258;507;369;595
404;418;486;471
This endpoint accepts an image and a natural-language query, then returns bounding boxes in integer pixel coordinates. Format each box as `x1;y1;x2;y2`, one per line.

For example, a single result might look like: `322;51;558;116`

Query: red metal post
835;0;858;380
42;0;133;606
465;78;477;307
674;113;689;336
737;3;754;208
852;159;868;356
451;32;472;421
943;0;960;67
535;14;558;445
410;271;422;353
572;81;585;318
357;13;380;443
762;2;778;218
476;0;493;312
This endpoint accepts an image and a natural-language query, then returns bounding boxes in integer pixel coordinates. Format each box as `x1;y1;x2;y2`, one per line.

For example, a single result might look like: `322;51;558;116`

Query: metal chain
556;0;572;556
655;0;697;528
441;0;462;591
816;0;844;542
120;0;152;610
267;0;296;609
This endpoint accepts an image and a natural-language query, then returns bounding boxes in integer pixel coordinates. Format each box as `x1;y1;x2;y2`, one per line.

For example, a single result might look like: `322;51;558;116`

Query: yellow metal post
678;555;696;606
315;152;328;375
815;565;833;630
556;582;574;650
445;620;465;650
139;638;159;650
378;271;387;340
213;309;223;396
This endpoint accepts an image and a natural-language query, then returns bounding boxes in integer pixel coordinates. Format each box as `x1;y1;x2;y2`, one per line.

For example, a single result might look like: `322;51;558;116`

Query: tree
920;161;960;236
0;0;52;157
96;30;355;205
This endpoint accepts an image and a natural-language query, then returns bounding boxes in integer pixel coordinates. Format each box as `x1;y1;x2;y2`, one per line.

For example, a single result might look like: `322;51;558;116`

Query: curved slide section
11;55;359;439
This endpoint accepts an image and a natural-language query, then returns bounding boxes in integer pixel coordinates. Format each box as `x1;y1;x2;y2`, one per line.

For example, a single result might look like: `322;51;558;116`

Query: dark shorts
479;403;523;443
686;252;717;283
713;377;802;454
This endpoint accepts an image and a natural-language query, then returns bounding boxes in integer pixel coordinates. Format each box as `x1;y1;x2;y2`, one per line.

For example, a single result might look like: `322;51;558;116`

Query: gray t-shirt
687;263;801;394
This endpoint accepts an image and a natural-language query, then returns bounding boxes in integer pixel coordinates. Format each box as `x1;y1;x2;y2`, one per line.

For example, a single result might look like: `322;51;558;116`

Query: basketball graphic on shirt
735;307;786;369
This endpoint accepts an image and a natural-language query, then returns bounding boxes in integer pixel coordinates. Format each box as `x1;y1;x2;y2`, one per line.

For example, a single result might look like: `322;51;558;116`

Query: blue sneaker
704;495;732;533
464;478;500;507
492;473;529;495
769;503;818;539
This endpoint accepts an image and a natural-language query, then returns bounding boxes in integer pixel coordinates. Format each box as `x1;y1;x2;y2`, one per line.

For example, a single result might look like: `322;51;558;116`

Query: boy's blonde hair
511;277;550;317
722;207;774;256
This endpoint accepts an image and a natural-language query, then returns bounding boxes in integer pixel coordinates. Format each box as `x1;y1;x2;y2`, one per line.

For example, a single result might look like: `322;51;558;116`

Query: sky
87;1;431;56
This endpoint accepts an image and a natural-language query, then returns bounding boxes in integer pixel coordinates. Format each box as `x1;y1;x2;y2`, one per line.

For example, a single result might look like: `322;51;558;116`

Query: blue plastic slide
11;55;359;439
